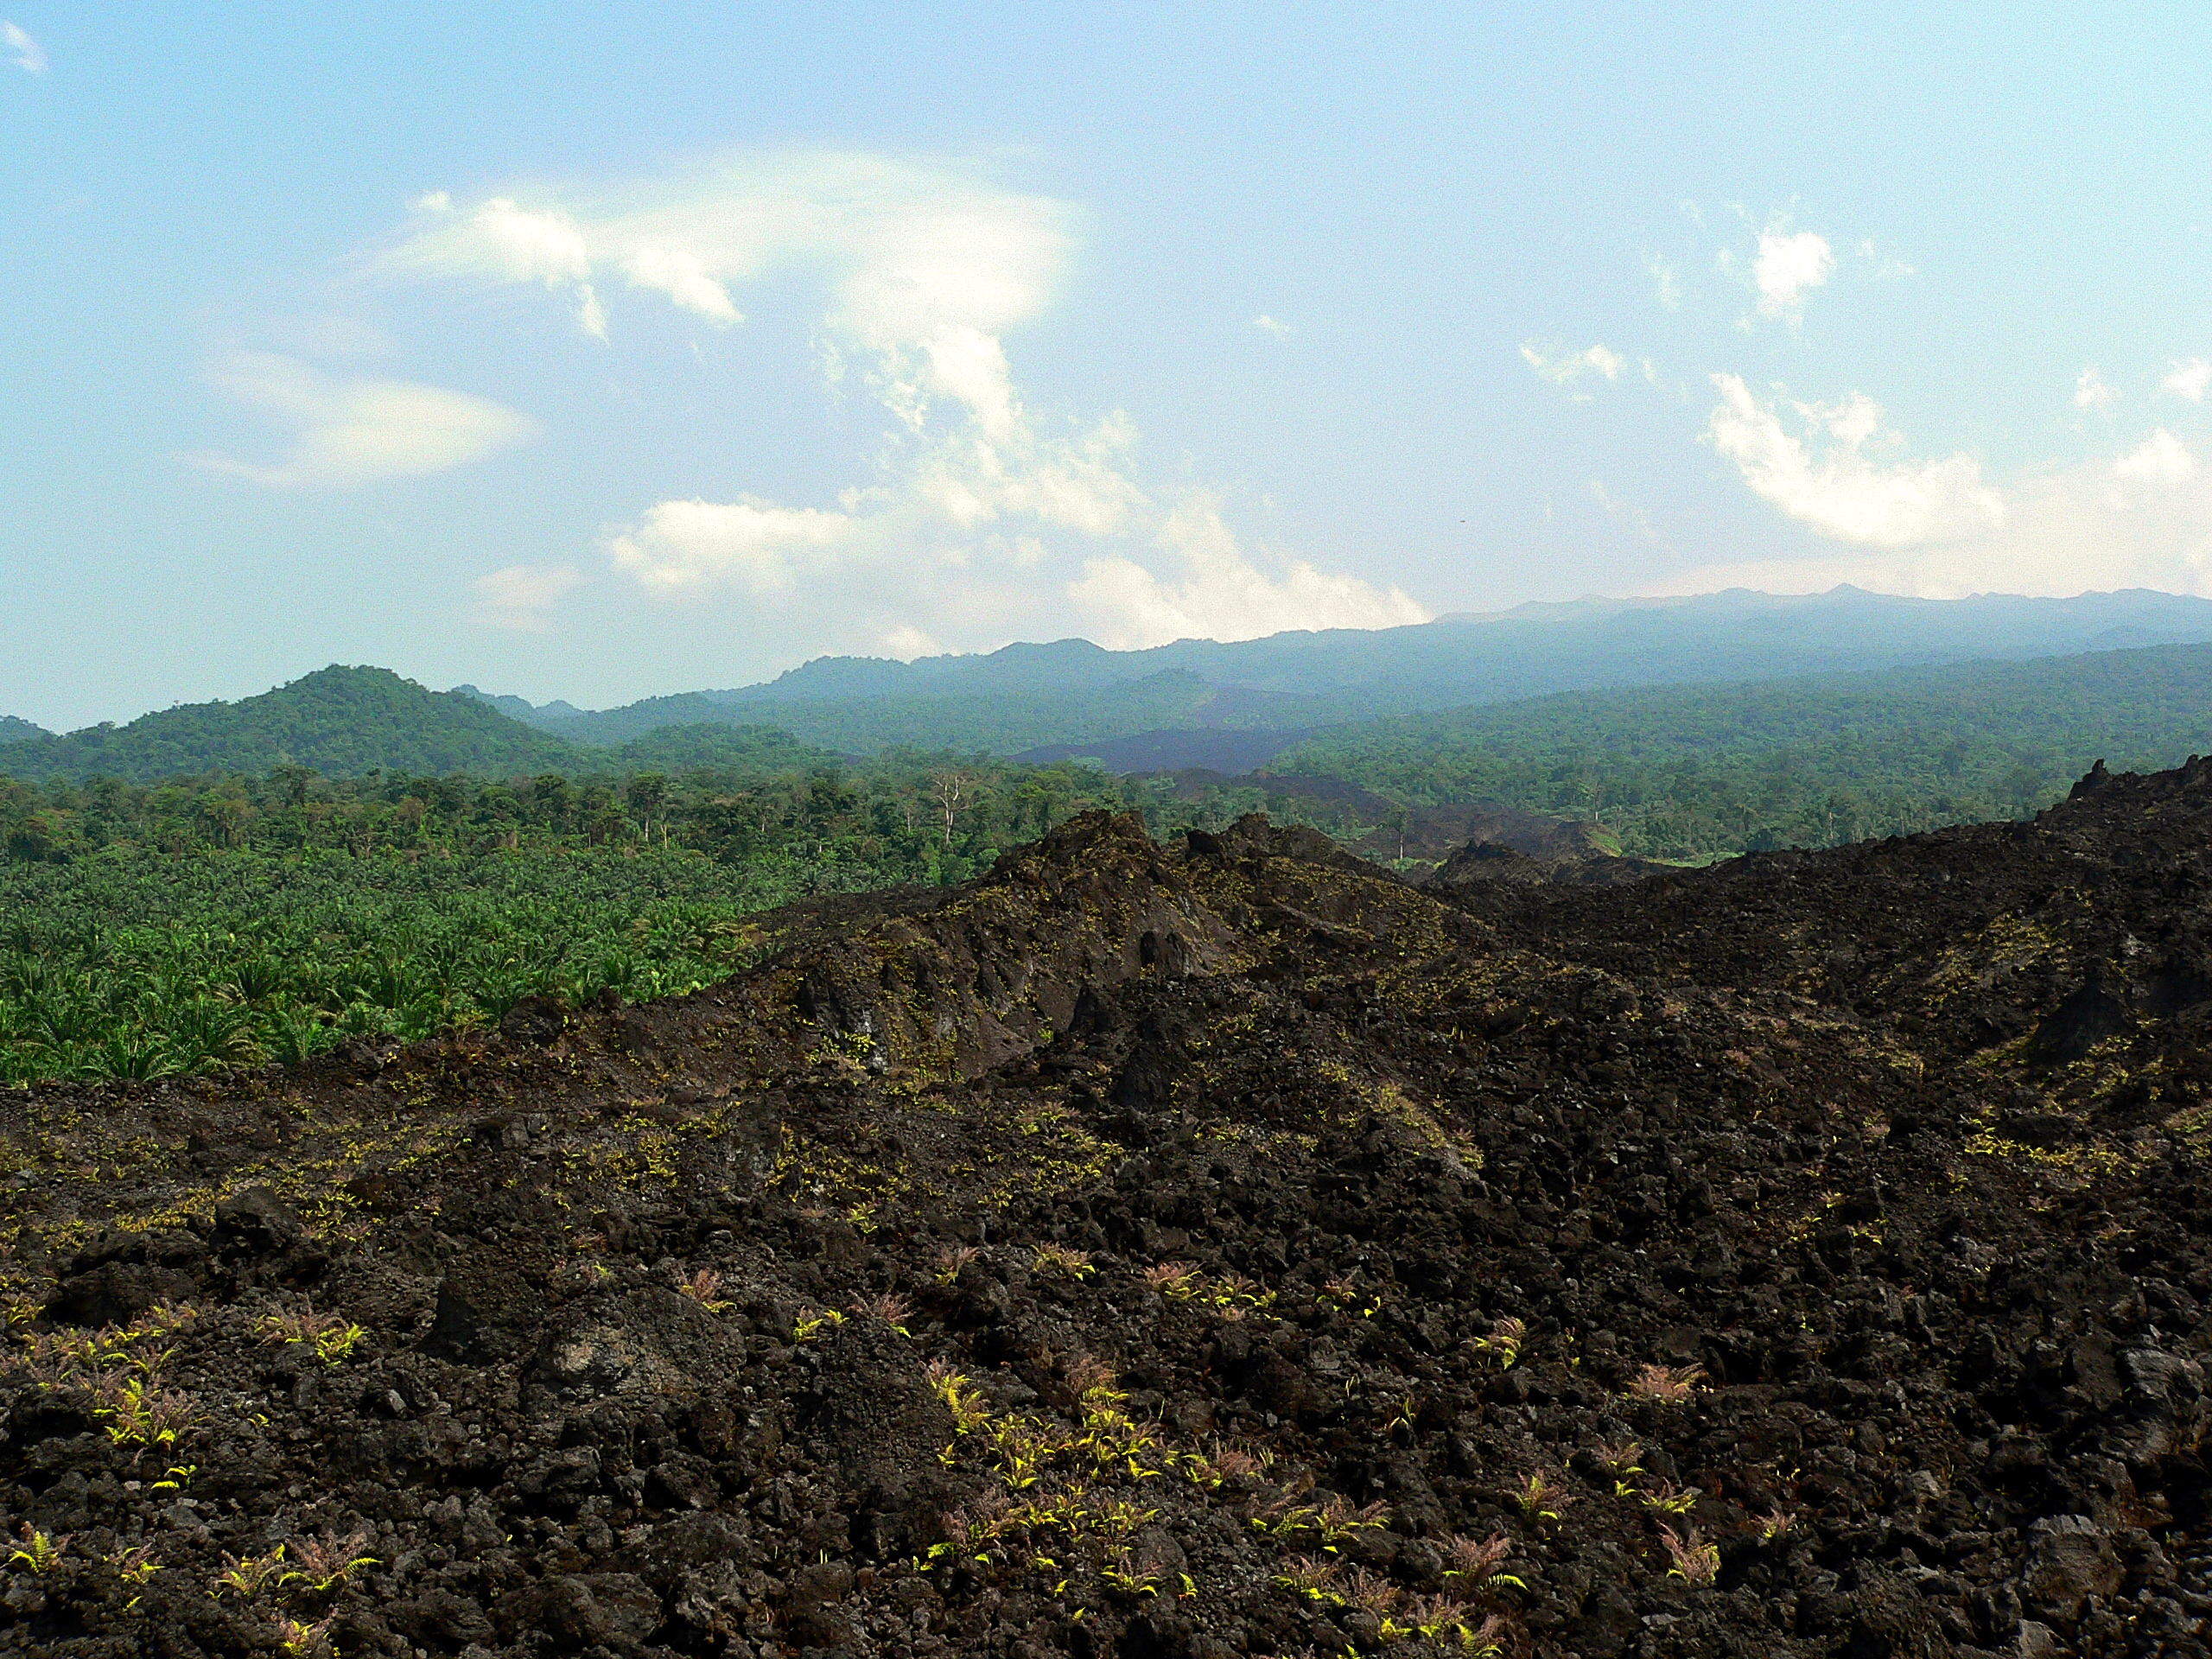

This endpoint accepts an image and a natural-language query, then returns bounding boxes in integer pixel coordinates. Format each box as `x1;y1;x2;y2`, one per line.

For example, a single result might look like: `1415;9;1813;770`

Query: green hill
0;716;46;744
0;666;583;783
0;668;864;785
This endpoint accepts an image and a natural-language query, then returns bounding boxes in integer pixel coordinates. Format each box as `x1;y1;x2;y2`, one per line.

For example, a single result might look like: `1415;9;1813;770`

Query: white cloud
606;498;859;594
2113;428;2197;481
621;245;741;323
389;151;1424;655
1068;496;1427;648
395;152;1068;347
1657;417;2212;601
882;624;942;659
473;563;584;632
1645;254;1681;310
446;197;607;338
1522;341;1624;392
1253;315;1292;337
1751;229;1834;321
188;353;536;488
3;22;45;73
262;313;395;362
2162;357;2211;403
1704;372;2003;547
2075;366;2118;411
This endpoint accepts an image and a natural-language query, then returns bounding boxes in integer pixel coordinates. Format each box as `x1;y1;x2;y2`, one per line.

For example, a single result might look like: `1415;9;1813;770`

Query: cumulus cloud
1069;496;1425;648
3;22;45;73
473;563;585;632
1751;229;1834;321
2162;358;2211;403
1522;342;1624;394
1704;372;2003;547
1253;315;1292;337
2075;366;2118;411
606;499;860;594
1645;254;1681;311
2113;428;2197;481
187;353;537;488
1657;411;2212;601
387;152;1424;653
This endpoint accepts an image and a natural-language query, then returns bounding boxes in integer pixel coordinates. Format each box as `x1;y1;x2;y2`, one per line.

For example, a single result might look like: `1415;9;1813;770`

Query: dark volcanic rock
12;777;2212;1656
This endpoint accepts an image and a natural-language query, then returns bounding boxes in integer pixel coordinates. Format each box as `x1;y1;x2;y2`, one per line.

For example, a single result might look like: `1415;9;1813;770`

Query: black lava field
7;758;2212;1659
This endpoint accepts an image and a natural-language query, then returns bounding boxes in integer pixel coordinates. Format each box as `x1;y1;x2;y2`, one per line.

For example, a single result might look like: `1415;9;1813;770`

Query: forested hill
478;585;2212;750
1274;639;2212;855
0;715;46;743
0;667;575;782
0;667;844;784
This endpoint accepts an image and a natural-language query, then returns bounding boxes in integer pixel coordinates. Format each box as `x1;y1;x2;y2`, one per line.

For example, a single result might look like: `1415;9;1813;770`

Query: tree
929;769;977;849
627;773;671;842
532;773;573;831
271;764;314;809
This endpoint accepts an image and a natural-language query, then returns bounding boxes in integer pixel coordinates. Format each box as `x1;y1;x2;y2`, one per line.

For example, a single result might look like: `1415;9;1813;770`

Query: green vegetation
1277;644;2212;860
0;667;579;783
0;664;858;785
0;753;1344;1086
13;638;2212;1086
0;849;794;1084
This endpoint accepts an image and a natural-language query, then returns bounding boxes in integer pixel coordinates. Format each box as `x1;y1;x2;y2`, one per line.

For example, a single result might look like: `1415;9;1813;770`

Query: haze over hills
465;587;2212;755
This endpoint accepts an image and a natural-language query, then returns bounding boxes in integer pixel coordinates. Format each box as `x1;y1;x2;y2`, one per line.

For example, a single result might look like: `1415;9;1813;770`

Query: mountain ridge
467;586;2212;751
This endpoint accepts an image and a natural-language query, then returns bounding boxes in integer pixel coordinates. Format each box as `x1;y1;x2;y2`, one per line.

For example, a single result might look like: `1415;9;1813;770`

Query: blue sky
7;4;2212;728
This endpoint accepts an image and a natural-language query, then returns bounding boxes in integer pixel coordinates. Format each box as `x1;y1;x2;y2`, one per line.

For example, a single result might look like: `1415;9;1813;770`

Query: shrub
1624;1362;1705;1402
1659;1524;1721;1584
255;1306;368;1367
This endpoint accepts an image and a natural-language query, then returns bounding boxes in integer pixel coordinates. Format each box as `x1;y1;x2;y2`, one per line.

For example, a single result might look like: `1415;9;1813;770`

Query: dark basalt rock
213;1184;303;1252
11;765;2212;1656
45;1227;207;1325
499;994;568;1046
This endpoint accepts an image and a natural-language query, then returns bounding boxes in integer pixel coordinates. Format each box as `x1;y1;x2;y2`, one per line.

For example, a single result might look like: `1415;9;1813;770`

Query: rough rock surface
7;760;2212;1657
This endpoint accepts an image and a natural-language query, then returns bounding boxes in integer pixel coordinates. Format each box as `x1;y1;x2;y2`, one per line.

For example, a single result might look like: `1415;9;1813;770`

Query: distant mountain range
8;588;2212;785
458;586;2212;755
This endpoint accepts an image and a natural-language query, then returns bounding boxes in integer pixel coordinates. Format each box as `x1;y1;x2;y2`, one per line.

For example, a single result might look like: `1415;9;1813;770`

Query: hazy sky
8;5;2212;727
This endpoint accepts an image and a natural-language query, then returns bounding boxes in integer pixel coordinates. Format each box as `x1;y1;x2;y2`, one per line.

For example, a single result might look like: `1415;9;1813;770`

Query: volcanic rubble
6;758;2212;1659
